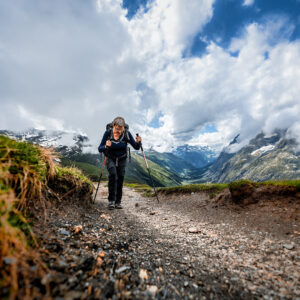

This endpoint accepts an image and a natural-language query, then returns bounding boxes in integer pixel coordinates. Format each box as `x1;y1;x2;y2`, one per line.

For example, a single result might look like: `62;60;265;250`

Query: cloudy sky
0;0;299;152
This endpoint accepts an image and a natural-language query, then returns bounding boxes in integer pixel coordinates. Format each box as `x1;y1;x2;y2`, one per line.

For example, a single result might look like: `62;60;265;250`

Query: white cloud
129;14;300;151
0;0;299;154
243;0;255;6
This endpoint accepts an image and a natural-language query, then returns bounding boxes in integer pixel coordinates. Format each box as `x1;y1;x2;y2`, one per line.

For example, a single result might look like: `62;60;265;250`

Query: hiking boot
108;202;115;210
115;203;123;209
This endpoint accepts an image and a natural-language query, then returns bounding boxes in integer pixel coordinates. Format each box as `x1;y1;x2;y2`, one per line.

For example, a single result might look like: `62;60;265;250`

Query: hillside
0;135;94;299
193;130;300;183
139;150;198;177
171;144;218;168
1;128;299;184
60;151;182;187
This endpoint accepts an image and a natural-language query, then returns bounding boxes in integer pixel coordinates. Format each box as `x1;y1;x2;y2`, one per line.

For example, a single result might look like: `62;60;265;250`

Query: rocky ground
33;184;300;299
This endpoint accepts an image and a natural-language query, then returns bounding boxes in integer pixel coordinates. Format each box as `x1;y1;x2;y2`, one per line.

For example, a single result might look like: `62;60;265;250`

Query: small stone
41;274;51;285
60;229;70;236
139;269;148;281
149;211;157;215
65;291;82;300
147;285;158;296
283;244;294;250
3;257;17;265
184;281;189;287
115;266;130;274
188;227;199;233
57;260;68;268
73;225;83;234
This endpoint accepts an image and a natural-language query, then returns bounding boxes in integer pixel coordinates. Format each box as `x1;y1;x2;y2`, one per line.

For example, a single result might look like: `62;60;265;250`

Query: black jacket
98;130;140;158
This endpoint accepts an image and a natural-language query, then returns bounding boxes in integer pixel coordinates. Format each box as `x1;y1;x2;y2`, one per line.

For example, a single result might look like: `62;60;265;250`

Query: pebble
3;257;17;265
283;244;295;250
115;266;131;274
60;229;71;236
188;227;200;233
147;285;158;296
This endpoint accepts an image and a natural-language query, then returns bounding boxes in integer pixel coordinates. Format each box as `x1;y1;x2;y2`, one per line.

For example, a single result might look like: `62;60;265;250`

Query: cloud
0;0;299;154
129;14;300;151
0;0;144;146
243;0;255;7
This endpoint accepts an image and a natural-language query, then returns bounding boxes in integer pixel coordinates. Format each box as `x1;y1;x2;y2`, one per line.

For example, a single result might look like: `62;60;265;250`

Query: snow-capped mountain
0;128;92;153
171;144;218;168
195;129;300;183
2;128;298;183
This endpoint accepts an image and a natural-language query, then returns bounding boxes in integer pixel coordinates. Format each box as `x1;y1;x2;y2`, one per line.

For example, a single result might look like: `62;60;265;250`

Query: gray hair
112;116;125;127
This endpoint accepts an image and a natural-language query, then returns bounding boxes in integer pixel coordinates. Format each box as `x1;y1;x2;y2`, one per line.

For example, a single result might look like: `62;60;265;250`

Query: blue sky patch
186;0;300;57
148;112;163;128
122;0;149;19
199;123;218;134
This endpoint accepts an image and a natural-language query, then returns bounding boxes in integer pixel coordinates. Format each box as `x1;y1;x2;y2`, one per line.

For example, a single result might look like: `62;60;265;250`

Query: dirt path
36;184;299;299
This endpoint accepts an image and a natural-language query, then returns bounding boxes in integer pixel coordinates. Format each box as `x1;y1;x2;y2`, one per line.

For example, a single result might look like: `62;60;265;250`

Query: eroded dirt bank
33;184;299;299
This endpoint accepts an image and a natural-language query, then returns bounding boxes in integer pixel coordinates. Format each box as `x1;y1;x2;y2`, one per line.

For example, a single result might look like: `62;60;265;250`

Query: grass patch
157;183;228;195
48;166;94;202
260;179;300;189
228;179;300;191
0;135;93;298
124;183;152;196
128;179;300;198
55;166;93;186
60;157;108;182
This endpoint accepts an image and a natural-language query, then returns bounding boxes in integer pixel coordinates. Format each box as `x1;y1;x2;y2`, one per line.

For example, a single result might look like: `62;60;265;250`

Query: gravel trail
36;184;299;299
92;184;299;299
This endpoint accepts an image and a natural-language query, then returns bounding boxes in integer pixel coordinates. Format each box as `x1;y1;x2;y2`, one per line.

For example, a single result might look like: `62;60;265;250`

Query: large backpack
105;122;131;162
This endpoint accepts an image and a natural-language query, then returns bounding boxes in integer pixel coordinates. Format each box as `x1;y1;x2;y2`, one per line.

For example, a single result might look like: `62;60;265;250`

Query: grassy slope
0;135;93;298
131;179;300;196
60;152;182;187
140;151;198;177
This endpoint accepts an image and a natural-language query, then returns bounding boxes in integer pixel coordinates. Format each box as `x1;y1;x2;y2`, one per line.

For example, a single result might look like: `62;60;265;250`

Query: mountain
0;128;92;152
196;130;300;183
141;150;199;177
2;128;299;184
58;150;182;187
0;129;182;187
171;144;218;168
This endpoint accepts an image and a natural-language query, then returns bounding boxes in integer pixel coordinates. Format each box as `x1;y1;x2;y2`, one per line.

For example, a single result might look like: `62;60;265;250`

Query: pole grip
136;133;143;151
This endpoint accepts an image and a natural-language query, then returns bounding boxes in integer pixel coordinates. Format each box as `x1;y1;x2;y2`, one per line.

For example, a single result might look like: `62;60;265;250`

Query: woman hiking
98;117;142;209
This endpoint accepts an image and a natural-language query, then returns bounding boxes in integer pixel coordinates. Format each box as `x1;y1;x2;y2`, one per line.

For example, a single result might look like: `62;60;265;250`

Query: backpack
105;122;131;162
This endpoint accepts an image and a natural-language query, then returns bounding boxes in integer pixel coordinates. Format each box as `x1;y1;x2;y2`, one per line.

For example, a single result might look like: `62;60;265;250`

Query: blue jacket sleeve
98;131;110;153
128;131;141;150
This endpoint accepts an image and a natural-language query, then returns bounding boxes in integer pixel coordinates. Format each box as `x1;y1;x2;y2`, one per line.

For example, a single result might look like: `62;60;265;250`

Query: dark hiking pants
106;157;127;204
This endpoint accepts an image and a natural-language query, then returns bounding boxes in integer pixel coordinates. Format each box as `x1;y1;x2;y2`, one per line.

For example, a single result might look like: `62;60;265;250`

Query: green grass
228;179;300;191
261;179;300;189
0;134;48;182
145;179;300;196
60;158;108;181
126;179;300;197
157;183;228;195
124;182;151;192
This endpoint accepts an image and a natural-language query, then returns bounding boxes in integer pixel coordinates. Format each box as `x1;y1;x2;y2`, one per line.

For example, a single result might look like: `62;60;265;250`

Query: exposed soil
30;184;299;299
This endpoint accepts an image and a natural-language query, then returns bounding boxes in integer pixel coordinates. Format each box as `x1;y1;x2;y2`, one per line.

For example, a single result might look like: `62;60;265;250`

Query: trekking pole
93;155;107;204
136;134;159;203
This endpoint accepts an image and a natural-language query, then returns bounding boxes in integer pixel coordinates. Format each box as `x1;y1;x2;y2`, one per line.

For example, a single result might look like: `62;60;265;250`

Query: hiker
98;117;142;209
